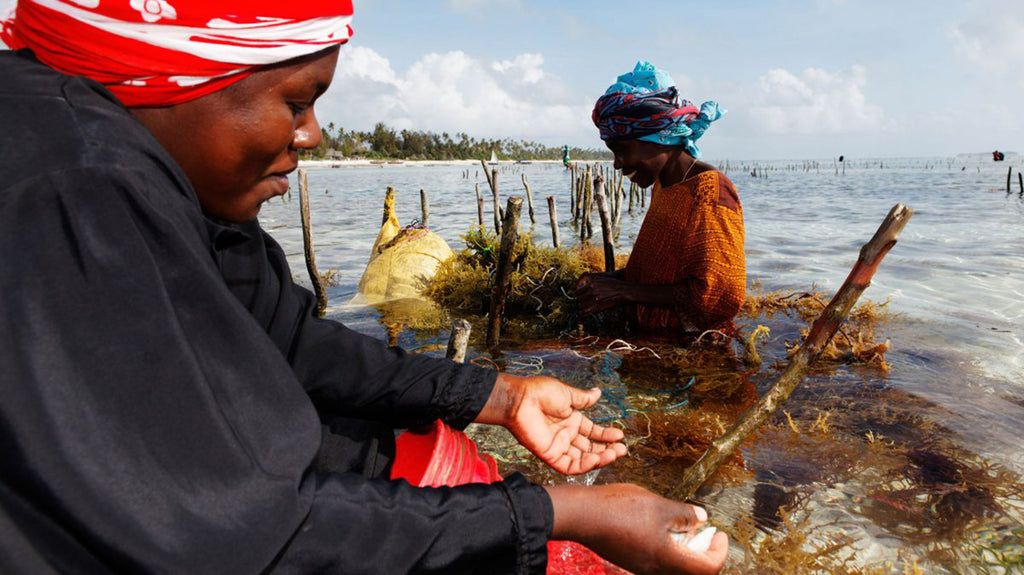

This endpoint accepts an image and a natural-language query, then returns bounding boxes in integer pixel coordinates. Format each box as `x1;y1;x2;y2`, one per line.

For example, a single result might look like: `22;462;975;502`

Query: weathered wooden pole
1007;166;1013;193
569;164;577;218
446;319;472;363
612;173;624;237
299;169;328;318
580;174;589;242
593;175;615;272
583;165;594;240
420;188;429;228
480;159;494;191
574;171;584;222
486;196;523;349
1019;172;1023;195
547;195;560;248
628;182;636;214
672;204;914;500
491;168;501;235
475;183;484;227
521;173;536;224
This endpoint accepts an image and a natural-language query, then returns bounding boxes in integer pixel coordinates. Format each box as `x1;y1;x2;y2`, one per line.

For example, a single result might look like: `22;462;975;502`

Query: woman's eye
289;102;310;116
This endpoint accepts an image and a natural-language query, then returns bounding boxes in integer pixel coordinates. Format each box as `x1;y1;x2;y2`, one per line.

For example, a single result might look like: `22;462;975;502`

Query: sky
3;0;1022;160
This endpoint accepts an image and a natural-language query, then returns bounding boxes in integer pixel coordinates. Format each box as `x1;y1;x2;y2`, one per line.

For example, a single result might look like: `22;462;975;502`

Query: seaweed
423;227;607;340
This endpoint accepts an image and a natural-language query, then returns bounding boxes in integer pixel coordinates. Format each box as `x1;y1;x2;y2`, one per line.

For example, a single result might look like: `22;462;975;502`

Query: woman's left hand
576;274;629;315
475;374;627;475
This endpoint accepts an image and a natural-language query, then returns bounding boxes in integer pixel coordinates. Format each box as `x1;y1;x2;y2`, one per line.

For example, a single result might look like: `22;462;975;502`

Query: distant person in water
563;144;571;168
577;61;746;336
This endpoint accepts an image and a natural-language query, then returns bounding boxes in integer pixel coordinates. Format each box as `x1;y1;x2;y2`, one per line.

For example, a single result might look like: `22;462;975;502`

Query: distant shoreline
298;158;566;168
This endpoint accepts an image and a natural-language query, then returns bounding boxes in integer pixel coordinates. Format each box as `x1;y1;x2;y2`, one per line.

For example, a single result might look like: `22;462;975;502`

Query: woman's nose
292;110;322;150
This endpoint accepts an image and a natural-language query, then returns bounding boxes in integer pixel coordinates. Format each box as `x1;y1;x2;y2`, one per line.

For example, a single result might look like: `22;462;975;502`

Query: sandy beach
298;158;565;169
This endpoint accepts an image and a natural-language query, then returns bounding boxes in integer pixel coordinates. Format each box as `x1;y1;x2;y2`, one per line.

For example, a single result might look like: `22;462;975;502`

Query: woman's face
132;48;339;222
606;139;670;189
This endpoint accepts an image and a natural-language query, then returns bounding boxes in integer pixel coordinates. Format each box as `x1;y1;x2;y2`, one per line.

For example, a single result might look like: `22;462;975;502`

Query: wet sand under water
262;156;1024;572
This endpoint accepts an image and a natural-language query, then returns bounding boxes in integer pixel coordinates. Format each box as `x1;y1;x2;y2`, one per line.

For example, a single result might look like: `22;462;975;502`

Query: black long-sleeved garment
0;50;551;574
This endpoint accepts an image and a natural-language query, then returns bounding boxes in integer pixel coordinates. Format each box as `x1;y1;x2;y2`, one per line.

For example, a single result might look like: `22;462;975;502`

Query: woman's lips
265;173;290;197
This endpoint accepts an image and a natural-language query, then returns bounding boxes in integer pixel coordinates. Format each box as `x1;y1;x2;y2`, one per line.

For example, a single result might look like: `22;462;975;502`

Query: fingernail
694;506;708;522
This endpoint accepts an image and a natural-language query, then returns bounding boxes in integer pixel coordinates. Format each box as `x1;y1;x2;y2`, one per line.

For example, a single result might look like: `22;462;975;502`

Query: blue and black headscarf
592;61;724;159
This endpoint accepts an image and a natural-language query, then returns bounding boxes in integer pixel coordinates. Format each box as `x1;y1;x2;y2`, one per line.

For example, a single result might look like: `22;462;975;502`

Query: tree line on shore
301;121;612;162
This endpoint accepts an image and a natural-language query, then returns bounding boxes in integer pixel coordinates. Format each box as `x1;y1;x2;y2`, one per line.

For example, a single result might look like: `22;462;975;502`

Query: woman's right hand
575;273;631;315
545;483;728;574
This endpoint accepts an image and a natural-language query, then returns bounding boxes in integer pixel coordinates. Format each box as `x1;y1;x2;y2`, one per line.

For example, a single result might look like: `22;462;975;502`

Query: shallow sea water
261;156;1024;572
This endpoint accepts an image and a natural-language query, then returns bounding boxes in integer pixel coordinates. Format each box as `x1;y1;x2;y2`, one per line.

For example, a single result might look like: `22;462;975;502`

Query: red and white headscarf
1;0;353;106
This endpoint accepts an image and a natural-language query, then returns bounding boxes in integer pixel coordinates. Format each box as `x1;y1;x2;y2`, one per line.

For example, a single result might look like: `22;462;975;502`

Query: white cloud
748;65;883;134
491;53;545;84
321;46;594;145
949;3;1024;84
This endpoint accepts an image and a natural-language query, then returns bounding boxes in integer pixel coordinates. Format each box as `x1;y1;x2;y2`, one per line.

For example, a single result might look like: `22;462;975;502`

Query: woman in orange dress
578;61;745;336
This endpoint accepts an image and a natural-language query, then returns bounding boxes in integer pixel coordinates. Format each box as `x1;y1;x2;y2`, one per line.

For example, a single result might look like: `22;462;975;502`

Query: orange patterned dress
623;170;745;332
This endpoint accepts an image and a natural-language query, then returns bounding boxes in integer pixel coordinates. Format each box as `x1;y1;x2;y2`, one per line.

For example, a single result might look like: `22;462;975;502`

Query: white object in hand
671;526;716;554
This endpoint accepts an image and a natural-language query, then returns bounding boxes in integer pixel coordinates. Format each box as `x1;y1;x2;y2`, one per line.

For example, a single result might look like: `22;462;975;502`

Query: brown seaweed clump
726;506;861;575
860;440;1024;554
739;286;894;371
424;227;611;338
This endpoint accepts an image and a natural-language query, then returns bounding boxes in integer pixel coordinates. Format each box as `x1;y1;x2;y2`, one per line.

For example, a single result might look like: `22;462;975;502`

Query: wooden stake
672;204;914;500
574;170;584;222
1019;172;1023;195
583;165;594;240
521;173;536;224
420;188;429;228
491;168;501;235
569;164;577;218
446;319;472;363
480;159;494;191
1007;166;1013;193
487;196;523;349
475;183;484;227
594;175;615;272
299;169;328;318
547;195;560;248
612;173;623;238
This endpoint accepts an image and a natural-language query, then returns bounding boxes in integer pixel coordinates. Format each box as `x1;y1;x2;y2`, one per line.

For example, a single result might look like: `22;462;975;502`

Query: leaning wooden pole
486;196;523;349
480;159;494;192
1007;166;1013;193
547;195;560;248
521;173;536;224
299;169;328;317
593;175;615;272
446;319;472;363
672;204;914;500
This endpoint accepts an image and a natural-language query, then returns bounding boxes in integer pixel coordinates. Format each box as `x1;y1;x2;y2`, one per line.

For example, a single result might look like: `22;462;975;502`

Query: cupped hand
476;374;627;475
547;483;729;575
575;273;629;315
